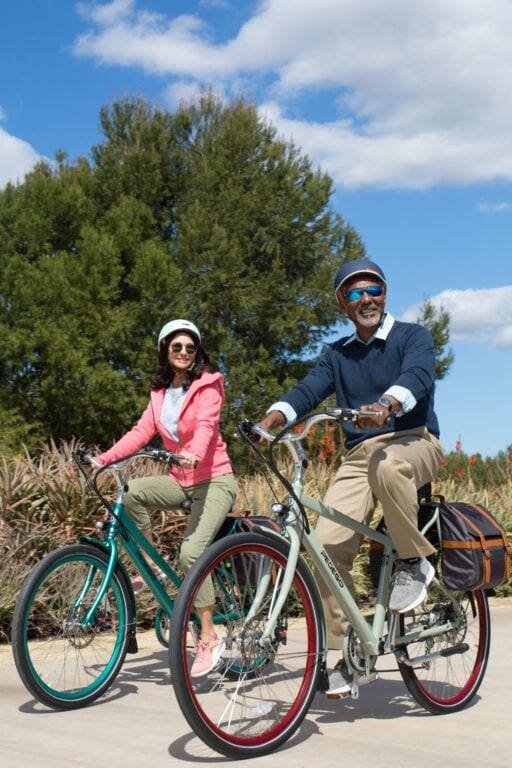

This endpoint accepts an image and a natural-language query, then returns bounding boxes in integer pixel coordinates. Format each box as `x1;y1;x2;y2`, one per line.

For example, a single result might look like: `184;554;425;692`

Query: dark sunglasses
344;285;384;302
170;342;197;354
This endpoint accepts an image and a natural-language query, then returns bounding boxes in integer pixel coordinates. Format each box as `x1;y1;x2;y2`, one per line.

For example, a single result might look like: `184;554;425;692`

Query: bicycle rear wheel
397;579;490;713
12;543;133;709
169;532;324;758
155;608;171;648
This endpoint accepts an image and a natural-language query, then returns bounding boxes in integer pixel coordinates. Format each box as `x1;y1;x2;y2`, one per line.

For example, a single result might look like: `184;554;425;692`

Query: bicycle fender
233;516;288;542
79;535;110;555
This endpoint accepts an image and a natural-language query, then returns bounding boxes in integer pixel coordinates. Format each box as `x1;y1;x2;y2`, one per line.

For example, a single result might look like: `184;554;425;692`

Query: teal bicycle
11;447;241;709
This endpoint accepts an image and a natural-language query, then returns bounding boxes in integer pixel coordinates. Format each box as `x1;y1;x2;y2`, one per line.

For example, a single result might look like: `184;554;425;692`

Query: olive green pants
124;472;236;607
315;427;445;650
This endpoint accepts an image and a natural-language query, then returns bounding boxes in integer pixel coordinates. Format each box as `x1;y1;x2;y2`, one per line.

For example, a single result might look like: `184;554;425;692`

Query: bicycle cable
237;420;310;536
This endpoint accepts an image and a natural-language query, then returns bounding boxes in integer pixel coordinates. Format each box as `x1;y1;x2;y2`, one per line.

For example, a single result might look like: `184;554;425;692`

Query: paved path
1;602;511;768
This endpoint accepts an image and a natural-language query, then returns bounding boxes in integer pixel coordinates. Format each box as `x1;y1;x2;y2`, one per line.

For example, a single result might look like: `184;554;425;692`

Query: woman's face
167;332;197;372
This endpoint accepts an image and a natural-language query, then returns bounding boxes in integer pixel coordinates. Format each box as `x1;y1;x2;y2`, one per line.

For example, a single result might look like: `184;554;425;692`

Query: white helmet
157;319;202;347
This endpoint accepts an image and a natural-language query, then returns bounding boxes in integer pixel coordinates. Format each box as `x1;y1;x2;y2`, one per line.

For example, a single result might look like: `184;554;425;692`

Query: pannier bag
368;497;510;592
439;500;511;591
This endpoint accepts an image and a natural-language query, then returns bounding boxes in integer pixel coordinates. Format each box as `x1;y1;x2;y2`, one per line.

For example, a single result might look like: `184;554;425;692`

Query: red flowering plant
303;422;344;466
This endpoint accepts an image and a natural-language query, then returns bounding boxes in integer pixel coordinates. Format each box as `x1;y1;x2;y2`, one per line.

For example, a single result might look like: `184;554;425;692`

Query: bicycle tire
169;531;324;758
12;543;133;709
155;608;171;648
397;578;490;713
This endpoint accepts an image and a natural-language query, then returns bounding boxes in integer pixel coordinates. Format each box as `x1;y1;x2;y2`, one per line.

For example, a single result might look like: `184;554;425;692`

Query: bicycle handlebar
239;406;376;445
236;408;378;534
73;447;186;473
72;446;188;514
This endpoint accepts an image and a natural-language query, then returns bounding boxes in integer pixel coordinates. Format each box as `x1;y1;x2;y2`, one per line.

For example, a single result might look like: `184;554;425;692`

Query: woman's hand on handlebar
178;450;199;469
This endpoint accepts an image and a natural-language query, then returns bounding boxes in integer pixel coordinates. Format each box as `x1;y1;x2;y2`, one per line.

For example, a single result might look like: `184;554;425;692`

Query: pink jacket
97;371;232;487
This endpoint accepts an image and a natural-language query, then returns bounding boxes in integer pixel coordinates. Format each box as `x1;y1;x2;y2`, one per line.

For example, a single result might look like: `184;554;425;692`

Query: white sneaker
326;661;352;697
389;557;435;613
325;660;379;699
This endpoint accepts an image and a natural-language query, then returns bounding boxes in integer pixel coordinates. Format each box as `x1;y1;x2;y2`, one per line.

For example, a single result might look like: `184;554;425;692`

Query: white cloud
478;202;512;213
73;0;512;189
0;127;43;188
163;80;204;110
402;286;512;348
77;0;134;26
494;325;512;348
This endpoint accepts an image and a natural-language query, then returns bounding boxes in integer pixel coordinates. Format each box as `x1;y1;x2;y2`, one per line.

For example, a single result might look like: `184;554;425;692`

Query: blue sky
1;0;511;457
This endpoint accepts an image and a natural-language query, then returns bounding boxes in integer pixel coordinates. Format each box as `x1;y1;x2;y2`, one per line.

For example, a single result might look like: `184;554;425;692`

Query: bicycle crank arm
398;642;470;667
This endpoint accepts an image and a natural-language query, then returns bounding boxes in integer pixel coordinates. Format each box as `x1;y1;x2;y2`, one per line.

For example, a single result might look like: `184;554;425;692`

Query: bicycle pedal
325;690;351;700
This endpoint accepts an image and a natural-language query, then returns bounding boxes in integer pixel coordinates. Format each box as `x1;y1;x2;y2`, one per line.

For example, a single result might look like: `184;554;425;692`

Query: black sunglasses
344;285;384;302
170;342;197;354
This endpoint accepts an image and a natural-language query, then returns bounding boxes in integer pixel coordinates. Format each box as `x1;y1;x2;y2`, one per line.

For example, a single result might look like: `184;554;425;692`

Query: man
258;258;444;696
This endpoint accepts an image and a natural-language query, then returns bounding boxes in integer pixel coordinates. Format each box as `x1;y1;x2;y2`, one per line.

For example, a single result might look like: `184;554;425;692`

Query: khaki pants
124;473;236;607
315;427;444;650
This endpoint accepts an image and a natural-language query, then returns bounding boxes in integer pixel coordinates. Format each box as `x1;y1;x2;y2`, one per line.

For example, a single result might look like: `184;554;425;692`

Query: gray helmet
157;319;202;347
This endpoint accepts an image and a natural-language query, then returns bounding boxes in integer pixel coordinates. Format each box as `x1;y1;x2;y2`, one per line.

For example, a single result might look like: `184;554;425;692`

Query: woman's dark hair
151;330;217;391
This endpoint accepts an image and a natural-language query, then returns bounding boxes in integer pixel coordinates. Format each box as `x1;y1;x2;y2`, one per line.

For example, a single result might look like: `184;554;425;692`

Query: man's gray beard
355;306;383;327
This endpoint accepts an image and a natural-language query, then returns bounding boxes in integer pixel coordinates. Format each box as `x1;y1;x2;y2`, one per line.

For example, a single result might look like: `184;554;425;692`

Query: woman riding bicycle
96;319;235;677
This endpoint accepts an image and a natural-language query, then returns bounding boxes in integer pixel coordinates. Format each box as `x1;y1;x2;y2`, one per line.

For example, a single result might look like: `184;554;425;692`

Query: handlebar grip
238;419;256;437
73;449;94;464
238;420;274;443
149;448;185;465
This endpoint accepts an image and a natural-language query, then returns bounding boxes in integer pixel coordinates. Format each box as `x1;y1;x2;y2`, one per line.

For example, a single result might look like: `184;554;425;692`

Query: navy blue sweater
282;319;440;449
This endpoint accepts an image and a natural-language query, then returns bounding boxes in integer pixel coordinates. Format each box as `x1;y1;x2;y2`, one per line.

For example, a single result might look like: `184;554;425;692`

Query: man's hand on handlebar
256;411;286;443
356;399;396;430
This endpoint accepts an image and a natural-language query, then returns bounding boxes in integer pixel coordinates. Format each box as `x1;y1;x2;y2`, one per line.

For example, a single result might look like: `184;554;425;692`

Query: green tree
415;299;454;380
0;94;364;461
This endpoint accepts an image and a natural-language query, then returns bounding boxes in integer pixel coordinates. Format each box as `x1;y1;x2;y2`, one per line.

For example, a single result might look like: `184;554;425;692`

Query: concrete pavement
1;601;511;768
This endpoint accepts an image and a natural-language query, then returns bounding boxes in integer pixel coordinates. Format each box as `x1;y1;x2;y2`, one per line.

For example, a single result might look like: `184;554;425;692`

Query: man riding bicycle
258;257;444;696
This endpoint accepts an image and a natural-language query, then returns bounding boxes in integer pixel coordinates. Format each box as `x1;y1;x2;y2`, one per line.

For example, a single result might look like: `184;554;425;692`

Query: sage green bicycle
169;408;491;758
11;447;239;709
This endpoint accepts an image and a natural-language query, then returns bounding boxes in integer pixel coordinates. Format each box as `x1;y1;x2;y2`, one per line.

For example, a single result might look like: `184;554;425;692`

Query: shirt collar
342;312;395;346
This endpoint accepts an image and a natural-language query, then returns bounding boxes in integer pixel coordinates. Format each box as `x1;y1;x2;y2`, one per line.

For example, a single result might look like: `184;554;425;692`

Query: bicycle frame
76;449;239;632
75;450;185;628
244;413;451;659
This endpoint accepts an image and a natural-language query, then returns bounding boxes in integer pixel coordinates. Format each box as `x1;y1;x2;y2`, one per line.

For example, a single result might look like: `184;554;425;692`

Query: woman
96;319;235;678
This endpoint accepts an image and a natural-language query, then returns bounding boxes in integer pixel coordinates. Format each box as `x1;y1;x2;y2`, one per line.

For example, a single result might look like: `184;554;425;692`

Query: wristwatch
377;396;394;414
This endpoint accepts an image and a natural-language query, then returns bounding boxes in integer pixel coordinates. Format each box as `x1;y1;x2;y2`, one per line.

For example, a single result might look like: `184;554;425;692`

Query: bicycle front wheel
397;581;490;713
169;532;324;759
12;543;133;709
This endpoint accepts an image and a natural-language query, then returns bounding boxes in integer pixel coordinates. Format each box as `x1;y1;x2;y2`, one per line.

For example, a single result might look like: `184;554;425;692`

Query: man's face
337;276;386;336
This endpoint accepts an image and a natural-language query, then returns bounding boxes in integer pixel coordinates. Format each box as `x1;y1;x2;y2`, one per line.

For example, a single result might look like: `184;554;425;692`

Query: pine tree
0;94;363;459
415;299;454;381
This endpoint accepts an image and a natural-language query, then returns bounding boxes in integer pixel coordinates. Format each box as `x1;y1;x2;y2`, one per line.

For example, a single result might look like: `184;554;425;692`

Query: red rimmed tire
397;583;490;713
169;532;324;758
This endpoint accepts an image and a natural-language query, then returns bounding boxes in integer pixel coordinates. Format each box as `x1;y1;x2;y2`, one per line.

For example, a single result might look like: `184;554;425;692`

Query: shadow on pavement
17;649;171;714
